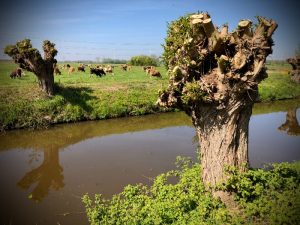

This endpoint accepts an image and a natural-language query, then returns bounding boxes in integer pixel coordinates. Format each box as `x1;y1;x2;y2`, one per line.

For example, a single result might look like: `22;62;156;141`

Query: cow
148;68;162;78
77;66;85;72
68;66;75;74
54;67;61;75
90;68;106;77
10;68;23;79
127;65;132;71
104;65;114;74
120;64;127;71
143;66;154;73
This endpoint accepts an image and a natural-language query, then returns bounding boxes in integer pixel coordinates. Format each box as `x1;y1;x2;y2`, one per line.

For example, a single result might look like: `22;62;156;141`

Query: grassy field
0;60;299;130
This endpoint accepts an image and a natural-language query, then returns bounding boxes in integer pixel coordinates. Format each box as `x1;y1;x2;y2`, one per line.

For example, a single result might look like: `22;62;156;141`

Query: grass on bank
82;157;300;225
0;61;171;130
0;60;300;130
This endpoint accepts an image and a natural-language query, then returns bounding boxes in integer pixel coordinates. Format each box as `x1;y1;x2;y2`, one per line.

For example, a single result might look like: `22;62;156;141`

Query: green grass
0;60;299;130
259;66;300;101
0;61;171;130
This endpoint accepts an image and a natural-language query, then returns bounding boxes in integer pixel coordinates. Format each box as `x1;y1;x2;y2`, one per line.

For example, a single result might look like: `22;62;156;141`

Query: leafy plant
223;162;300;225
83;159;300;225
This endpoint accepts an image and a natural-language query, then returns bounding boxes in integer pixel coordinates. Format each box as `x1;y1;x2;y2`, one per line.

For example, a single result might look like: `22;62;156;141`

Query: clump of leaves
223;162;300;225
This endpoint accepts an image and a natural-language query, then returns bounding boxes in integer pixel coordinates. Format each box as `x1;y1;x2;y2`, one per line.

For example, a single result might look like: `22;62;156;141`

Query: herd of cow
9;64;162;79
54;64;114;77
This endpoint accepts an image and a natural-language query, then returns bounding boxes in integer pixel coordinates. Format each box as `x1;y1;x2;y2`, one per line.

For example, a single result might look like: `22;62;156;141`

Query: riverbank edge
1;94;300;132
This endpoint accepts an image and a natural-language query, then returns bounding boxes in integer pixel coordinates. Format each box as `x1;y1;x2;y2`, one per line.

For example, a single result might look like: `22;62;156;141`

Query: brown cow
54;67;61;75
104;65;114;74
77;66;85;72
148;68;162;78
143;66;152;72
68;66;75;74
120;64;127;71
10;68;23;79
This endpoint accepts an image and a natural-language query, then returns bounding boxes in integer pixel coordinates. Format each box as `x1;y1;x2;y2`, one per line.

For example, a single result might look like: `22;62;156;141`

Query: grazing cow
120;64;127;71
54;67;61;75
10;68;23;79
90;68;106;77
148;68;162;78
104;65;114;74
96;65;104;70
143;66;153;72
77;66;85;72
68;66;75;74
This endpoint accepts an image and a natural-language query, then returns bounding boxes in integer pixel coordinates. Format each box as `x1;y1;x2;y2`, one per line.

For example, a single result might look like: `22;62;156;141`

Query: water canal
0;99;299;225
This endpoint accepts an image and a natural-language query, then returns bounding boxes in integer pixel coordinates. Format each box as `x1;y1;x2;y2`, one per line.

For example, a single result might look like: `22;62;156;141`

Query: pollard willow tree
157;13;277;188
4;39;58;95
287;55;300;84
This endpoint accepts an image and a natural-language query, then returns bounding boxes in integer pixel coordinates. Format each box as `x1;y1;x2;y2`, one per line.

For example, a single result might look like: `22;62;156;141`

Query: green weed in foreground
82;158;300;225
223;162;300;225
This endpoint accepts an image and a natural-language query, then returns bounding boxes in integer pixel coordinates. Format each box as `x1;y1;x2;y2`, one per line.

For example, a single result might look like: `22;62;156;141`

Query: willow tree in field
4;39;58;95
158;13;277;188
287;55;300;84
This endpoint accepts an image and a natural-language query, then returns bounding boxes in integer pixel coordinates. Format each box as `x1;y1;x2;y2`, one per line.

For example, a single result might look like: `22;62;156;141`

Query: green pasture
0;60;299;130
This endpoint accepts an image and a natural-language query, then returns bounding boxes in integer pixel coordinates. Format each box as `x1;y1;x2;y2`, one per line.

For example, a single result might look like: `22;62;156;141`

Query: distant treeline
266;60;288;65
101;58;128;64
128;55;161;66
58;59;128;64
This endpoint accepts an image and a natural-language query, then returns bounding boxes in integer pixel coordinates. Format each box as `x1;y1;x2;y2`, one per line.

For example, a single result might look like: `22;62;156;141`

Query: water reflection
278;108;300;136
17;147;64;202
0;112;191;203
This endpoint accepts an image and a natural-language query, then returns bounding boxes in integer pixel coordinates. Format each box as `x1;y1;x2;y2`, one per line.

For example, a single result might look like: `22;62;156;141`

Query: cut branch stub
237;20;252;38
218;55;229;74
232;51;247;71
191;19;203;25
202;18;215;38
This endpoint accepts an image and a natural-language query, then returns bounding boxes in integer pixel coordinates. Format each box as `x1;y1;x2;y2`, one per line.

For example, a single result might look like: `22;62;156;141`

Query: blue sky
0;0;299;61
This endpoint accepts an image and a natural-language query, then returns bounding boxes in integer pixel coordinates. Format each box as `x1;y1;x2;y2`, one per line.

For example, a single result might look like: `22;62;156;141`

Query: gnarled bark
159;13;277;189
193;98;254;186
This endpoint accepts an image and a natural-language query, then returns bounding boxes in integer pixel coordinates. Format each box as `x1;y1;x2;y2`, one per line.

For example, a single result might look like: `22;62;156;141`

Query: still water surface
0;99;299;225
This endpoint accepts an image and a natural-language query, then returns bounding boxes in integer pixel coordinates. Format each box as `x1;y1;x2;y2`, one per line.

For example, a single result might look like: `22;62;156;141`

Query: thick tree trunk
38;72;54;96
287;56;300;84
191;99;253;187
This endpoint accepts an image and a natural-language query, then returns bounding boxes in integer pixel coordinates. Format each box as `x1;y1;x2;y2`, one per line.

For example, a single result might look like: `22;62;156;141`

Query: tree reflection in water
278;108;300;136
17;147;64;202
